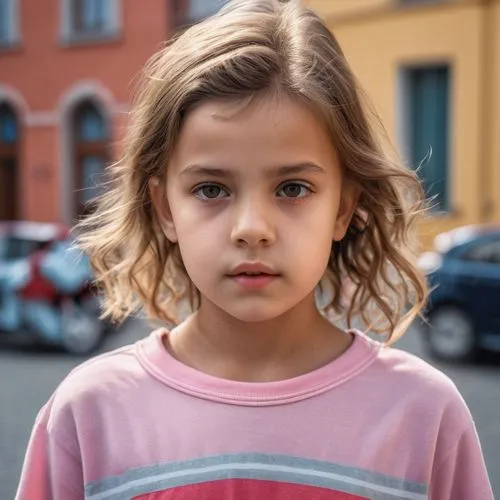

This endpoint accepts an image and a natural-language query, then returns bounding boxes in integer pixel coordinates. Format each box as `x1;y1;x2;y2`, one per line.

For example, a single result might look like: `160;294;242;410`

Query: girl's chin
212;302;299;324
197;290;318;323
222;308;285;323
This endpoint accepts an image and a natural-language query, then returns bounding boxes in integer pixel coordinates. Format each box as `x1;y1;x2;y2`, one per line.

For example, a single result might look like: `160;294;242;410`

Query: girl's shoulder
357;329;455;380
357;332;463;407
39;330;161;432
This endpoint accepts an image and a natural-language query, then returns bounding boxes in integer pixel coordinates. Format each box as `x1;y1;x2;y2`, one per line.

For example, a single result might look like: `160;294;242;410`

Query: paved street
1;320;499;498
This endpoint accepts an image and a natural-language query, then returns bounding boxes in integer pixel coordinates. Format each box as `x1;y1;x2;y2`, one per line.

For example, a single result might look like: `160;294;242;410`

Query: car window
0;237;6;259
2;237;47;260
462;239;500;264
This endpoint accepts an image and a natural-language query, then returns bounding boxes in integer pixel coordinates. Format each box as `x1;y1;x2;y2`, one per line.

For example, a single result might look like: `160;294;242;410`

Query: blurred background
0;0;499;498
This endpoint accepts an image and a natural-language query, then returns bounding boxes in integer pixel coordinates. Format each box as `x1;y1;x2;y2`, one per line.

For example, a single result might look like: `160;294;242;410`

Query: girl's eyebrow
179;163;326;178
272;163;326;176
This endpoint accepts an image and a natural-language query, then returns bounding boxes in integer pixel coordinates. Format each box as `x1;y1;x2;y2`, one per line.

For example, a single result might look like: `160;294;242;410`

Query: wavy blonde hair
77;0;428;343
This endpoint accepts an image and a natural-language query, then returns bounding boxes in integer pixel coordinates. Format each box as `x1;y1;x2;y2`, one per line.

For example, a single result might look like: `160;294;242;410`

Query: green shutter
408;66;449;211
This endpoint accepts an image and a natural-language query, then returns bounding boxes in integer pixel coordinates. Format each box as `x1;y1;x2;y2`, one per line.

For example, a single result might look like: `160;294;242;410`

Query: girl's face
151;95;358;323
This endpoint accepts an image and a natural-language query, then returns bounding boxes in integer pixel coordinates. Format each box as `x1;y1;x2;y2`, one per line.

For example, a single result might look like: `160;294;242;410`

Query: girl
16;1;493;499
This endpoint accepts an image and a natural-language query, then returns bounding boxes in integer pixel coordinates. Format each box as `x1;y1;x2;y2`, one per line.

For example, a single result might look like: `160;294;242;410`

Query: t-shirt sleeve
430;424;493;500
15;403;84;500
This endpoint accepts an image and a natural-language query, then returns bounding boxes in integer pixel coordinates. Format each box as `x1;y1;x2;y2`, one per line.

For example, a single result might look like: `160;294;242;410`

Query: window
173;0;226;25
73;0;108;34
0;105;17;143
0;0;20;47
72;101;109;217
0;104;19;220
3;237;46;260
61;0;121;43
188;0;224;21
0;0;9;44
400;65;450;212
463;240;500;264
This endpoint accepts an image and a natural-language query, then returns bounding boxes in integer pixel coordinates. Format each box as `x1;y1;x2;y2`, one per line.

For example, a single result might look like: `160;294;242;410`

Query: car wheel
60;299;104;355
425;306;478;362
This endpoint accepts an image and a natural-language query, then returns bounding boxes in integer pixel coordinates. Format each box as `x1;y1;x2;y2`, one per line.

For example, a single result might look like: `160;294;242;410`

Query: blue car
418;224;500;362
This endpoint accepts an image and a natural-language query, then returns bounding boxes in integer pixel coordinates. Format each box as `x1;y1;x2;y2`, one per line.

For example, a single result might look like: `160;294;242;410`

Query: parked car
418;224;500;362
0;221;107;355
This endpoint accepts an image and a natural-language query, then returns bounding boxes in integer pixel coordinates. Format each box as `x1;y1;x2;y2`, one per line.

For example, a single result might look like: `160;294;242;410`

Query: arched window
72;100;109;218
0;103;19;220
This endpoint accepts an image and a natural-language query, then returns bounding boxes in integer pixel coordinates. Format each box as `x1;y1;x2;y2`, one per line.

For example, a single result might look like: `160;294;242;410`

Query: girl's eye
277;182;312;199
193;184;229;200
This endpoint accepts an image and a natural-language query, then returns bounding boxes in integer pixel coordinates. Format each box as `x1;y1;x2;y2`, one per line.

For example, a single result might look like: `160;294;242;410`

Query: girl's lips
229;273;279;289
229;262;278;276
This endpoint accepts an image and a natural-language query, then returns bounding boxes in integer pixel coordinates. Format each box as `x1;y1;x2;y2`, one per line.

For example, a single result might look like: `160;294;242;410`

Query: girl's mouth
229;273;279;289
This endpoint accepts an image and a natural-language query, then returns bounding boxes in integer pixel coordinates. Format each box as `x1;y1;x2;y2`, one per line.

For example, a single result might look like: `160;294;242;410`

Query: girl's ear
333;179;361;242
149;177;178;243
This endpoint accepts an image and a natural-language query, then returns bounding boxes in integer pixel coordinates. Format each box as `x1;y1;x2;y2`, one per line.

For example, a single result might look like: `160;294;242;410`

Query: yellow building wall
305;0;390;19
309;1;489;249
489;2;500;222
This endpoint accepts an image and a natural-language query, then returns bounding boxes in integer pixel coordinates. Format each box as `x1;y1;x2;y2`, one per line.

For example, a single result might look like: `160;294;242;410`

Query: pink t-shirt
15;328;493;499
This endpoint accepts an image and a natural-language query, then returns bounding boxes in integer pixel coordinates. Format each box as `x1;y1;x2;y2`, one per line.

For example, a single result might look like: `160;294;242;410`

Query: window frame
0;0;20;49
60;0;122;46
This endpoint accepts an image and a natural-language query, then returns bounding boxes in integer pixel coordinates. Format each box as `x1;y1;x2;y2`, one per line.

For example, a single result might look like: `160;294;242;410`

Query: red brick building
0;0;222;223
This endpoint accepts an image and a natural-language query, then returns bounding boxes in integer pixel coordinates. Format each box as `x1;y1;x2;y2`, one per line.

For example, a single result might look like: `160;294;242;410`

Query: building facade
308;0;500;248
0;0;222;223
3;0;498;247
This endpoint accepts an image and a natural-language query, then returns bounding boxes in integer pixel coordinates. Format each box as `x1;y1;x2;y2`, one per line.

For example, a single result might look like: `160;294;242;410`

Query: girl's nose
230;197;276;248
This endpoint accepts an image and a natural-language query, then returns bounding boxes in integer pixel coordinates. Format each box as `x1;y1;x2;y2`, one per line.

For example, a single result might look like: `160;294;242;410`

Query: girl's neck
165;294;353;382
